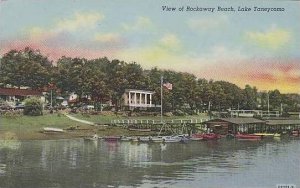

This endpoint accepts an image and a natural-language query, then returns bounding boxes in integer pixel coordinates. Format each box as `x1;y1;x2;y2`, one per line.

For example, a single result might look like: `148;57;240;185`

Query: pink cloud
0;36;120;61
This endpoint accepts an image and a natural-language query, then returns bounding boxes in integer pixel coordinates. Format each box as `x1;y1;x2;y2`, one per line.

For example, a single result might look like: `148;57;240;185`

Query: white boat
43;127;64;133
131;137;140;142
138;136;151;143
162;136;182;143
149;136;163;143
120;136;132;141
84;134;99;141
84;137;98;141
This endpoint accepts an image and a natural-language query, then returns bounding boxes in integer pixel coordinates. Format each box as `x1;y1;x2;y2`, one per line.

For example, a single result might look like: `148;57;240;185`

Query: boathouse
265;119;300;132
203;118;266;134
122;89;155;110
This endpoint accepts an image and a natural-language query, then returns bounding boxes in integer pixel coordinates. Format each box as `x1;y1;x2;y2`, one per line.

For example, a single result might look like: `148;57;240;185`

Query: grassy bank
0;113;209;140
0;114;90;140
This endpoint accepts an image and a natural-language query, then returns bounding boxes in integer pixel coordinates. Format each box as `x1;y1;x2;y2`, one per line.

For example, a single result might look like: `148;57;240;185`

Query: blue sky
1;0;300;93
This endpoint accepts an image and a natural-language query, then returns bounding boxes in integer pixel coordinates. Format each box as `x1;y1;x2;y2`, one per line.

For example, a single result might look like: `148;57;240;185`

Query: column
128;92;131;105
134;92;137;106
150;94;152;106
139;92;142;105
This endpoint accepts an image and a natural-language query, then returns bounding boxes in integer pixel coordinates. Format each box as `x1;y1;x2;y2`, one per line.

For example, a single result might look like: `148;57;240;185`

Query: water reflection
0;138;299;188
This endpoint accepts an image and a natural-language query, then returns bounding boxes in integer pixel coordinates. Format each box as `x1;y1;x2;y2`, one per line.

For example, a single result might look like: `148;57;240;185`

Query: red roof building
0;88;42;96
0;88;43;104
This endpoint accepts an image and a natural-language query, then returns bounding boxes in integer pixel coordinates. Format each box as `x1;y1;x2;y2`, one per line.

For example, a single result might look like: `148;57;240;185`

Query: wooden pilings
110;119;208;135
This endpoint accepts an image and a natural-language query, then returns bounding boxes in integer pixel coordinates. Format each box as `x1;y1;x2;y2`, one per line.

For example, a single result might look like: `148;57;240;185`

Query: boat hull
236;134;262;140
104;136;120;142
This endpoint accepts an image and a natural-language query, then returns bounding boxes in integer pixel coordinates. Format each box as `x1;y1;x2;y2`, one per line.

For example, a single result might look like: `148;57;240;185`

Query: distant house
122;89;155;110
0;87;44;105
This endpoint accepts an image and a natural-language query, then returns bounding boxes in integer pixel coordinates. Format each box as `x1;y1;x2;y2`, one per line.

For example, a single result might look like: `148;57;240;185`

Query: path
64;114;97;126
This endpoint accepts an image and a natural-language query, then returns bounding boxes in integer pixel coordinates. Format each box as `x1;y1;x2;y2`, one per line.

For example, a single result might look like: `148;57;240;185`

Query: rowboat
128;128;151;132
149;136;164;143
104;136;120;142
162;135;182;143
84;136;98;141
253;133;275;137
120;136;132;141
138;136;152;143
235;133;262;140
43;127;64;133
202;133;221;140
274;133;281;137
190;133;204;141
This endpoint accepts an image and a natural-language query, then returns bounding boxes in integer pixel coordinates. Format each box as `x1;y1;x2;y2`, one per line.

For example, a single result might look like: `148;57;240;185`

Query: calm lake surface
0;138;299;188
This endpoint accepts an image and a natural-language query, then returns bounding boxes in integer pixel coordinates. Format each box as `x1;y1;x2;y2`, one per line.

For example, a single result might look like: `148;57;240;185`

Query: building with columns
122;89;155;110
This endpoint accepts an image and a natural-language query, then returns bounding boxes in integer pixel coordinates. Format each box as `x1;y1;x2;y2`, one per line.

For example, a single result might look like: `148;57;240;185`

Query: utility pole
50;89;53;108
160;76;163;123
267;91;269;116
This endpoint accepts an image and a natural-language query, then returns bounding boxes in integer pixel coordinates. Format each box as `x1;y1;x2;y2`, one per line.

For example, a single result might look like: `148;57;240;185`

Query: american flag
163;82;173;90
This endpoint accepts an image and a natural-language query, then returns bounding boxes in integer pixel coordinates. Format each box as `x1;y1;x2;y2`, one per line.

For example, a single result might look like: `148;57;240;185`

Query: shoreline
0;112;208;141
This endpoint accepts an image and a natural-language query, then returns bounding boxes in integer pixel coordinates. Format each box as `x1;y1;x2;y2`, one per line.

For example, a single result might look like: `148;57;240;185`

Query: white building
122;89;155;110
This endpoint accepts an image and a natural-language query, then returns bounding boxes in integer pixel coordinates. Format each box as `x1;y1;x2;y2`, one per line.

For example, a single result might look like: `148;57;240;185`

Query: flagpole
160;76;163;123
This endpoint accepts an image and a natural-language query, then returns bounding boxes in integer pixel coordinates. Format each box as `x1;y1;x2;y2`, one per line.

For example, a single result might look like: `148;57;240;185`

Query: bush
23;97;43;116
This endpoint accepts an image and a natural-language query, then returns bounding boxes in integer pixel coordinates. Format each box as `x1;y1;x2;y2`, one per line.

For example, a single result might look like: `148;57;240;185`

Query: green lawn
1;114;84;130
0;112;210;140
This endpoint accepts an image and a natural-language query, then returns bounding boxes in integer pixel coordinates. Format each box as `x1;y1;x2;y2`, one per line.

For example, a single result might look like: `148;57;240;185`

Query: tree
269;89;282;110
23;97;43;116
0;47;52;89
242;85;258;110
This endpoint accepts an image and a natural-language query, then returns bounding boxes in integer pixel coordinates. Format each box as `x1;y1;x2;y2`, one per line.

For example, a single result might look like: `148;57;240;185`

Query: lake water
0;138;299;188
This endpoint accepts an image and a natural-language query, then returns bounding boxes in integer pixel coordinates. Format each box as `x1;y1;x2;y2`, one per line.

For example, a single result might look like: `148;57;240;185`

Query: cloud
26;11;104;39
159;33;180;50
122;16;153;31
187;15;229;30
116;33;181;65
245;27;292;51
94;32;120;43
55;12;104;32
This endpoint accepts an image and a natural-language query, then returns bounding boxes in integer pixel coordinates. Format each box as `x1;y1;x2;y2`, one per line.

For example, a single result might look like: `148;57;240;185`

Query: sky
0;0;300;93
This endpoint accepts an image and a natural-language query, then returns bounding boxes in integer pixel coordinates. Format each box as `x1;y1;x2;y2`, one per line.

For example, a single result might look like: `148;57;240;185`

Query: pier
110;119;210;134
110;117;300;135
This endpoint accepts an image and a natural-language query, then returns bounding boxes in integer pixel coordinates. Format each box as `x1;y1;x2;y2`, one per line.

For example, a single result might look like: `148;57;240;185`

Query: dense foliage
1;48;300;113
23;97;43;116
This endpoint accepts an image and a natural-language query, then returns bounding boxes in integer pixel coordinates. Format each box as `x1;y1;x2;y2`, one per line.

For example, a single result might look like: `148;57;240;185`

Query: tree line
1;47;299;113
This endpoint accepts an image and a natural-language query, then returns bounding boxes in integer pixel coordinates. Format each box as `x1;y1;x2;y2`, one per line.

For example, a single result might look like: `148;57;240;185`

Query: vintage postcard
0;0;299;188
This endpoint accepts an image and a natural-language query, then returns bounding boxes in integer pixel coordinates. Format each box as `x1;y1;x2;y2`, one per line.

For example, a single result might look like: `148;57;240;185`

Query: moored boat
149;136;163;143
202;133;221;140
138;136;152;143
162;136;181;143
190;133;204;141
43;127;64;133
104;136;120;142
128;128;151;132
274;133;281;137
235;133;262;140
120;136;132;141
253;133;275;137
84;136;98;141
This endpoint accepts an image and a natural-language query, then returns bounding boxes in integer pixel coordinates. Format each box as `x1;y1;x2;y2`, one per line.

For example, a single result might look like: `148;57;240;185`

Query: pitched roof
265;119;300;125
0;88;42;96
206;117;265;125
